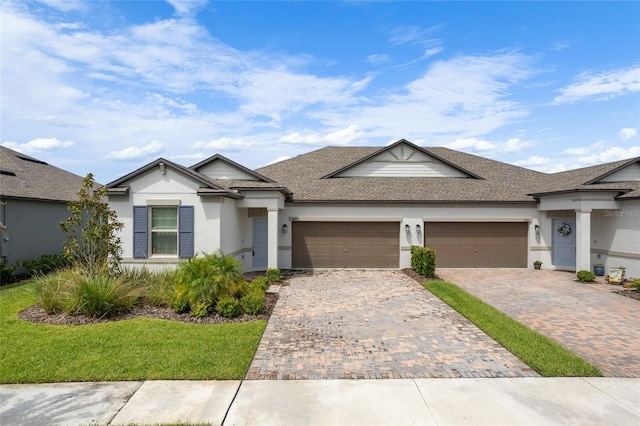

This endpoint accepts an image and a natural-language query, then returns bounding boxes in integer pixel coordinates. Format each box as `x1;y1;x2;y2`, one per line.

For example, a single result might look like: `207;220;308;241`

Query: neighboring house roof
529;157;640;200
256;140;549;203
0;146;86;202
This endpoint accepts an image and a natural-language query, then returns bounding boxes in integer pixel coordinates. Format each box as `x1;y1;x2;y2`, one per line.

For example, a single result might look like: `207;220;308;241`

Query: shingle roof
0;146;87;202
529;158;640;199
256;144;549;203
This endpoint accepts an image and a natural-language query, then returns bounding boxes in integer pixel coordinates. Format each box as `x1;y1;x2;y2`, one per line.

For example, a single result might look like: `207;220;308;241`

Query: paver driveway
437;269;640;377
246;270;538;380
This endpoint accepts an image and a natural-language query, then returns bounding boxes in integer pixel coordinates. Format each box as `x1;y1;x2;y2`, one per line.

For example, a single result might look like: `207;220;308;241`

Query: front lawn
0;282;266;384
422;280;602;377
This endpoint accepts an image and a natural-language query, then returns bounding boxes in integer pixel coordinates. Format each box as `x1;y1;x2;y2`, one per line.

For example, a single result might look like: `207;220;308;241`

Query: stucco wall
591;200;640;278
0;198;69;269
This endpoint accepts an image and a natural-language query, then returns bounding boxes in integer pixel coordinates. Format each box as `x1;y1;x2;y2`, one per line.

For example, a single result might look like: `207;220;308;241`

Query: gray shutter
178;206;194;258
133;206;148;258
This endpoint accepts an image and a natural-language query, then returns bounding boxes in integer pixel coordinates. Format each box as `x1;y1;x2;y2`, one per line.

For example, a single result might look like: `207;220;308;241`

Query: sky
1;0;639;184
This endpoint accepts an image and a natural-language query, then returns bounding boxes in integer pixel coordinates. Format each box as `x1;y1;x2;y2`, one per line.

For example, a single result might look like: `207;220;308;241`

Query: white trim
289;216;402;222
423;217;532;222
145;199;181;206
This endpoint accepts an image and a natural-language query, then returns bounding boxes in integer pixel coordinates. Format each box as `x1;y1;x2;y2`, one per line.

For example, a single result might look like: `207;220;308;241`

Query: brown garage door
292;222;399;268
425;222;527;268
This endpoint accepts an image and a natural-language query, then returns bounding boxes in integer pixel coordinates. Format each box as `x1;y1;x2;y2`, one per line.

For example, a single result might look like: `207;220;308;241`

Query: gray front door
552;219;576;267
253;218;268;268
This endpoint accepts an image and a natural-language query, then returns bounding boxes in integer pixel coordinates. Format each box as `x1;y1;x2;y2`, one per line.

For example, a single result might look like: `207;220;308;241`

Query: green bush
69;274;141;318
241;289;266;315
410;246;436;278
576;270;596;283
230;280;249;299
177;251;244;313
190;302;212;318
22;253;70;277
631;279;640;291
249;277;270;292
143;269;179;307
1;259;16;283
33;269;80;313
216;296;242;318
266;268;281;283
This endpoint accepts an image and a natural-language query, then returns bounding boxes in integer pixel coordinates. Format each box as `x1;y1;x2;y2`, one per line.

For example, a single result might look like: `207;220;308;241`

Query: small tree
60;173;123;276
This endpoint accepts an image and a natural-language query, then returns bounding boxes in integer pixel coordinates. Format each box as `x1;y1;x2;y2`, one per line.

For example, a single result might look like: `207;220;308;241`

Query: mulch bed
613;289;640;301
18;293;278;326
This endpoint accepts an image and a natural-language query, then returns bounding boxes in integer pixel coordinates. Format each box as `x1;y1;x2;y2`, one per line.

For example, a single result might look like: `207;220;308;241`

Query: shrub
142;269;179;307
249;277;270;293
216;296;242;318
631;279;640;291
190;302;212;318
230;280;249;299
241;289;266;315
576;270;596;283
33;269;80;314
68;274;141;318
410;246;436;278
22;253;70;277
177;250;244;312
1;259;16;284
266;268;281;283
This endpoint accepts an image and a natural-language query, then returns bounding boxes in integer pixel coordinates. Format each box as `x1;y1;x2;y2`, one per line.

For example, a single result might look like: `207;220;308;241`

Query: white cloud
165;0;208;16
261;156;291;167
561;141;607;156
445;137;531;153
389;24;444;46
575;146;640;166
2;137;74;153
618;128;638;140
106;141;164;160
367;54;391;66
34;0;88;12
514;155;550;166
191;137;253;151
279;125;365;146
554;66;640;103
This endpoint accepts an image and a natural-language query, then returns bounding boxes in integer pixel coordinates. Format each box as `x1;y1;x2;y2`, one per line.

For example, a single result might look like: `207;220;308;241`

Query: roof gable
586;158;640;184
322;140;481;179
105;158;242;198
191;154;275;182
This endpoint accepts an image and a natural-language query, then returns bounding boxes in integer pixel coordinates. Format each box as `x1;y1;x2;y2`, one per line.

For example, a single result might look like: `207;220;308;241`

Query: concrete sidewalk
1;378;639;425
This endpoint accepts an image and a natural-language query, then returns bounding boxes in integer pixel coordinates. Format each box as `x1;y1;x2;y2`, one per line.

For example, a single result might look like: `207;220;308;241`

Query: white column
267;207;279;269
575;209;592;271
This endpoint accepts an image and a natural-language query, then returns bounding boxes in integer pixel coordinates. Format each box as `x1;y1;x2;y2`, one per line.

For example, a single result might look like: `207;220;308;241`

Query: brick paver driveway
437;269;640;377
246;270;538;380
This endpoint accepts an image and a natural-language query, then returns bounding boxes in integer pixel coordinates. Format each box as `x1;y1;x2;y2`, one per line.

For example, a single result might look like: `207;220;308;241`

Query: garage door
292;222;399;268
424;222;528;268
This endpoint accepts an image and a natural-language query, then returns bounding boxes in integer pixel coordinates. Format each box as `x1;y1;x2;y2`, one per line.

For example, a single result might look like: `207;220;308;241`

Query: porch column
575;209;592;271
267;207;279;269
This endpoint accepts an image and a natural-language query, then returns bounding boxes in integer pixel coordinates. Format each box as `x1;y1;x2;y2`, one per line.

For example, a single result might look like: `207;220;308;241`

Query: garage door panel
425;222;527;268
292;222;399;268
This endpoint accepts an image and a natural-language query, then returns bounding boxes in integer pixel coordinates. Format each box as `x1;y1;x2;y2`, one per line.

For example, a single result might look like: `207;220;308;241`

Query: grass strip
0;282;266;384
422;280;602;377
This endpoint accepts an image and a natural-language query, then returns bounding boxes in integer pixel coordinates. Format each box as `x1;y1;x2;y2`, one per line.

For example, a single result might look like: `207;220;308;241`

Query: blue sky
2;0;639;184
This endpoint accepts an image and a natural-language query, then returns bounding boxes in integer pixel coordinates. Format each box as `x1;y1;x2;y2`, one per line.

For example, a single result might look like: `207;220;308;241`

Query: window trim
149;206;179;257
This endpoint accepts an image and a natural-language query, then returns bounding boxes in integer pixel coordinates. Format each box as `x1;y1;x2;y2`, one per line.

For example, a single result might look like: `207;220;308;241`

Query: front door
253;218;268;268
552;219;576;267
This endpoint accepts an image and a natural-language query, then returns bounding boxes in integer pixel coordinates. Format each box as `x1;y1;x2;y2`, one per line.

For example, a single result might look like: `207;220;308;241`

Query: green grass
422;280;603;377
0;282;266;384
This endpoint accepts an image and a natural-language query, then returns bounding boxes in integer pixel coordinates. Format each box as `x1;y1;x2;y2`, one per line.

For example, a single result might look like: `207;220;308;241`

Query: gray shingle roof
256;144;549;203
0;146;87;202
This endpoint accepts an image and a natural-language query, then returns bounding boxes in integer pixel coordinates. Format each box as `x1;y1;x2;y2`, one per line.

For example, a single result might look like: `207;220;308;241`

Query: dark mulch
19;293;278;326
614;289;640;301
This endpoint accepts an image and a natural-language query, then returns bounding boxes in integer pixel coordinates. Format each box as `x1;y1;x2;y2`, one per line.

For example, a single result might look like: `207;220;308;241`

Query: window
151;207;178;255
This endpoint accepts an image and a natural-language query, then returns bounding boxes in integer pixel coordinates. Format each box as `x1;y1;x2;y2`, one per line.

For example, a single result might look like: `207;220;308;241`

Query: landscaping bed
19;292;277;326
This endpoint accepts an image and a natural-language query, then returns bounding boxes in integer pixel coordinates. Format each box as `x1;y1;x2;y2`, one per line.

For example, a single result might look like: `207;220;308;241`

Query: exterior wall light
416;224;421;233
405;224;411;234
534;224;540;235
282;224;288;234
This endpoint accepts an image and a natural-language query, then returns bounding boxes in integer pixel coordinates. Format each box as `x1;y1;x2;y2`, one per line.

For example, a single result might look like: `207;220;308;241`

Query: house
0;146;87;270
106;139;640;277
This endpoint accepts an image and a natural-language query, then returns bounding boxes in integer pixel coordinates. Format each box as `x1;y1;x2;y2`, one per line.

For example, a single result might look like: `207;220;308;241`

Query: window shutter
133;206;148;258
178;206;194;258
